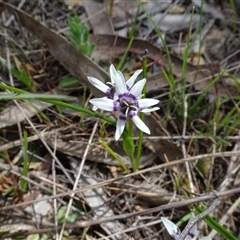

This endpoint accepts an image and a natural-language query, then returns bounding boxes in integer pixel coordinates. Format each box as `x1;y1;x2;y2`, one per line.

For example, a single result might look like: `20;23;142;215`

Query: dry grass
0;1;239;239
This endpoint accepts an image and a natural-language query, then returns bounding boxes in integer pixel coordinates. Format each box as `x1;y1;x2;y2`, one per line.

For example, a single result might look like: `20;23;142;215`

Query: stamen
125;106;130;117
119;96;139;117
106;82;114;86
131;105;138;111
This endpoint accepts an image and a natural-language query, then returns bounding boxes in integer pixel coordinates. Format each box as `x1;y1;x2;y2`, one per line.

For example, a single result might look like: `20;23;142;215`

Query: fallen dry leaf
0;100;52;129
82;0;114;34
4;2;110;98
90;34;239;97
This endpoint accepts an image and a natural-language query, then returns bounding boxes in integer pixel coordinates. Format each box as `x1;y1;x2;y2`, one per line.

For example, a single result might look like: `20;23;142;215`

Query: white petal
87;77;109;93
109;66;128;96
161;217;181;239
126;69;143;89
130;78;146;97
113;92;119;100
141;107;160;113
115;116;126;140
109;64;117;83
130;113;150;134
110;64;125;86
89;98;116;112
117;70;126;82
92;105;98;111
138;98;159;108
91;97;109;111
199;237;212;240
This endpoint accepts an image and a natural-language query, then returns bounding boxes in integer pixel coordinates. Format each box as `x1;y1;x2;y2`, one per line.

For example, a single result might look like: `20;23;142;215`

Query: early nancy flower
88;65;160;140
161;216;211;240
87;64;142;100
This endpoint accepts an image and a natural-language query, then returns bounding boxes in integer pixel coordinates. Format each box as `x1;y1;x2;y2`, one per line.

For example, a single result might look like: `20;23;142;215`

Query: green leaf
100;140;130;173
0;93;76;101
12;68;33;90
57;206;78;224
66;13;95;57
82;28;89;42
122;131;135;157
59;76;79;88
195;206;238;240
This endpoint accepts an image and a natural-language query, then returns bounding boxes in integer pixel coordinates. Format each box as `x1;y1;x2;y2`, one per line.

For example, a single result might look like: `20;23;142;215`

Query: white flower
88;65;160;140
161;216;211;240
87;64;142;101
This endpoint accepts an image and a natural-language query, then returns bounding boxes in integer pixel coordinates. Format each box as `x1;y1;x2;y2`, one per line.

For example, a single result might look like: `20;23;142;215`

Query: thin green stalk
117;4;139;70
137;0;176;123
108;0;114;17
229;0;237;36
100;140;130;173
129;5;140;38
80;86;87;128
135;55;147;169
128;119;135;170
137;0;174;82
117;36;134;70
0;93;75;101
178;7;195;120
28;100;51;123
20;130;29;192
190;1;204;92
181;7;195;86
122;130;135;171
190;71;224;113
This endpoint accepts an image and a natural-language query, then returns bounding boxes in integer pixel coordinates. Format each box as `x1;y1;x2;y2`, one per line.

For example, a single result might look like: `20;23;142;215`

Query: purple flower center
119;94;139;116
106;86;116;99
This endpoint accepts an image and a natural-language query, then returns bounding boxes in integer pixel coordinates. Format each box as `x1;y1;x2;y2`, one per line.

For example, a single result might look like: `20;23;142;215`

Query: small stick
179;191;219;240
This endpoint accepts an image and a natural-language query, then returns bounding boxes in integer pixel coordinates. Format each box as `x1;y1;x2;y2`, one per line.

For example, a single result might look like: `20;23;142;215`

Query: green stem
128;119;135;170
108;0;114;17
137;0;174;82
117;36;134;70
135;55;147;169
129;5;140;38
20;130;29;192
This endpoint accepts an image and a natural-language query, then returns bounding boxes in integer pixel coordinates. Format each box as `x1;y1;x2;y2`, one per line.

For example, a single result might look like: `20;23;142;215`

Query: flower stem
135;53;147;169
117;36;134;71
128;119;136;170
122;129;135;171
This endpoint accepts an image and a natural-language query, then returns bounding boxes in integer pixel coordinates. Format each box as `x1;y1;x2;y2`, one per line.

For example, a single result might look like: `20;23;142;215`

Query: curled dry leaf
4;2;110;98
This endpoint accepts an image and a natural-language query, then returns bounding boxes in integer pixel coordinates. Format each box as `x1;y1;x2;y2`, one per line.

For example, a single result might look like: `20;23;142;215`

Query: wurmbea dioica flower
88;64;160;140
87;64;142;101
161;216;211;240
